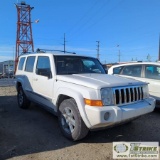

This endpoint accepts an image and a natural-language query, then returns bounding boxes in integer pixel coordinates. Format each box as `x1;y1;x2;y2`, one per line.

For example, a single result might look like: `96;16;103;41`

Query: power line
68;0;123;41
66;0;99;35
67;0;111;40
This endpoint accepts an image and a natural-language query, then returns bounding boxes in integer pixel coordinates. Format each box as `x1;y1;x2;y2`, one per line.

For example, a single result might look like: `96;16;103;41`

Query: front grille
113;86;144;105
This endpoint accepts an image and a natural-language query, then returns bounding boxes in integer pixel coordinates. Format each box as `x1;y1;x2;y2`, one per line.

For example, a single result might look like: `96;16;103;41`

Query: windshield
54;56;106;75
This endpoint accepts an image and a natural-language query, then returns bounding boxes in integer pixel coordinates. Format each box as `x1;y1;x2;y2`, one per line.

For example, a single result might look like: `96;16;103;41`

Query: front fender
55;87;92;128
15;76;25;90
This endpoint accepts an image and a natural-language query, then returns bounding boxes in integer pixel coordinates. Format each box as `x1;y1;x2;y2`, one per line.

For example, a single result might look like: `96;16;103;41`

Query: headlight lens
101;88;114;106
143;85;149;98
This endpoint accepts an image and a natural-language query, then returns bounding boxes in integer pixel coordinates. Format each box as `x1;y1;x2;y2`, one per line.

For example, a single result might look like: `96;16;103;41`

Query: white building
0;60;15;74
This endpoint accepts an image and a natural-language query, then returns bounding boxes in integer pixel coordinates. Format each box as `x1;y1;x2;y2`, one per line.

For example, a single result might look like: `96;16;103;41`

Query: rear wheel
58;98;89;141
17;86;30;109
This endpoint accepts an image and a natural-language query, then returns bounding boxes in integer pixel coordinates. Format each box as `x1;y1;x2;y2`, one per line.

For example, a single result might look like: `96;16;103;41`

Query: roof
19;52;95;58
18;48;97;59
110;62;160;68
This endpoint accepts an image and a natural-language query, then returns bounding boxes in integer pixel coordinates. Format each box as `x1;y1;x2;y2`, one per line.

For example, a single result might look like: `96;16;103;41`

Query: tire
58;98;89;141
17;86;30;109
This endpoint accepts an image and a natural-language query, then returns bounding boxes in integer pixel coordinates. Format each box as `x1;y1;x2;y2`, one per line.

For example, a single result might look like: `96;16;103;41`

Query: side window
36;56;52;78
25;56;35;72
113;67;122;74
121;65;142;77
18;57;26;70
145;65;160;80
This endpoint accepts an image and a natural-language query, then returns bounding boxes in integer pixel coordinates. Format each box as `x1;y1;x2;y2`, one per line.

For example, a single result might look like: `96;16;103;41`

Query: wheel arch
56;94;71;108
16;81;22;91
55;88;91;128
16;77;24;91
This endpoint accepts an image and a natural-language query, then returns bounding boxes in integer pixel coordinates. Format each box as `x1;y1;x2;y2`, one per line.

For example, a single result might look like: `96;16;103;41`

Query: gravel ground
0;86;160;160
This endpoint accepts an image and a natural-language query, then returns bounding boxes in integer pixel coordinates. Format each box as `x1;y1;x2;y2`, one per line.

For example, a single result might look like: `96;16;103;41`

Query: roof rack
36;48;76;54
19;51;33;56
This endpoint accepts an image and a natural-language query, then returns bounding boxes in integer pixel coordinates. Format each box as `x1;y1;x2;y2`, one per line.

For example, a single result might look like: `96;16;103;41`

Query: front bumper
85;97;155;129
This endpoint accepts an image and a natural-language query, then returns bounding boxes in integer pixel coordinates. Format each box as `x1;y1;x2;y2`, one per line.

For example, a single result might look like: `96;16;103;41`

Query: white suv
15;51;155;140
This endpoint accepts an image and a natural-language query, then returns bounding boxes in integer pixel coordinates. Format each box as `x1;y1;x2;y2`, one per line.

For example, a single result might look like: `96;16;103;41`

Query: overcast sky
0;0;160;63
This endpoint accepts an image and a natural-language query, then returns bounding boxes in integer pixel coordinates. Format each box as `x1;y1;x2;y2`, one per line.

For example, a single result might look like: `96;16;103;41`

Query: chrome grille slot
113;86;144;106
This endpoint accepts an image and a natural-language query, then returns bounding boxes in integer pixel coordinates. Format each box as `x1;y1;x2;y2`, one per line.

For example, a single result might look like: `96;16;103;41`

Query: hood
56;74;145;89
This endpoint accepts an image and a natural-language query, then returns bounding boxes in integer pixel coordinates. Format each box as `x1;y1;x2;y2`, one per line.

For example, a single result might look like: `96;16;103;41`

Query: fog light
104;112;110;121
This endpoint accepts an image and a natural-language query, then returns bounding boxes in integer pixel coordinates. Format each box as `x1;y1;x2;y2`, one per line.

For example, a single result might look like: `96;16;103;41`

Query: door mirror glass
36;68;52;78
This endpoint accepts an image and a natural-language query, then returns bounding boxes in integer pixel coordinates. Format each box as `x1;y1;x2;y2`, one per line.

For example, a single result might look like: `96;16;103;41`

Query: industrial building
0;60;14;74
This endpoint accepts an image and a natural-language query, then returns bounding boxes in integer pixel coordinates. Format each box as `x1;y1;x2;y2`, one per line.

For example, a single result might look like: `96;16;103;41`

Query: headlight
101;88;114;106
143;85;149;98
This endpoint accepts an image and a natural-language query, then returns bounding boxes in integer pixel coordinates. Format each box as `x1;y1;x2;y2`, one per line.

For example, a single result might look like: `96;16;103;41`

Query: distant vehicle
102;64;108;74
8;72;15;78
1;73;8;78
0;73;2;79
0;72;15;79
108;62;160;103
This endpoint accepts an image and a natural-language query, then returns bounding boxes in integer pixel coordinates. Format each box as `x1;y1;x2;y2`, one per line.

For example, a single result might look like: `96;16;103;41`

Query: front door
32;56;54;108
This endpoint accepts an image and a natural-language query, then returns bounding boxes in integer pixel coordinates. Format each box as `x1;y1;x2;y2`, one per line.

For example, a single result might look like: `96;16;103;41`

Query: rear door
23;56;36;98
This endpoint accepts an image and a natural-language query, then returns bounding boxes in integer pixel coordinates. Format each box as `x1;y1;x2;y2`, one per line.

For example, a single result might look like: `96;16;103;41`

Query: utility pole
147;54;151;62
63;33;66;53
96;41;100;60
158;34;160;61
117;45;121;63
118;50;121;62
12;46;15;72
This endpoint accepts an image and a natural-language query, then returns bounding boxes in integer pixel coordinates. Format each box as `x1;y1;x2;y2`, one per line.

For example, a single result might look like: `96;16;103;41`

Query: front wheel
17;86;30;109
58;98;89;141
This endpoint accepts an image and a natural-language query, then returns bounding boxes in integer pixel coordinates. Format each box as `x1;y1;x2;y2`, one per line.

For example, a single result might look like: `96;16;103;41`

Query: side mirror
46;70;52;79
36;68;52;79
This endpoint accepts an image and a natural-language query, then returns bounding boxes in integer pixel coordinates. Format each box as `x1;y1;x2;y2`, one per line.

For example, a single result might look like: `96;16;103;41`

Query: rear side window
145;65;160;80
25;56;35;72
121;65;142;77
18;57;26;70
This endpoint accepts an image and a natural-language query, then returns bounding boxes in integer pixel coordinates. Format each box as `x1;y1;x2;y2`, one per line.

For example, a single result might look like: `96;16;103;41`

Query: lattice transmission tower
15;1;34;69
